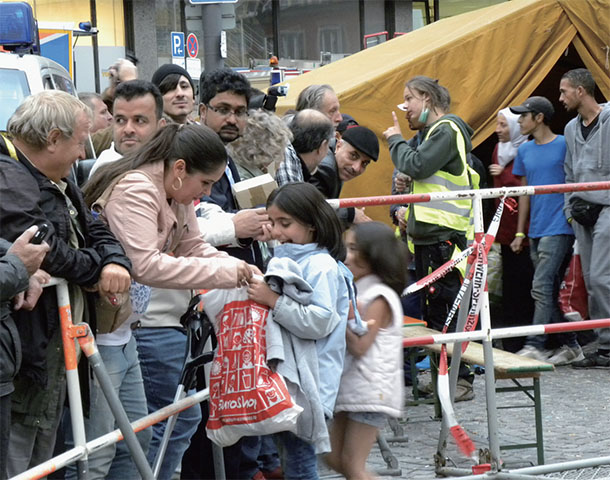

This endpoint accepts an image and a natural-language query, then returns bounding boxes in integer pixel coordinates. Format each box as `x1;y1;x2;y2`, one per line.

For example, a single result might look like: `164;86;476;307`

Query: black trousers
414;238;474;381
496;244;535;352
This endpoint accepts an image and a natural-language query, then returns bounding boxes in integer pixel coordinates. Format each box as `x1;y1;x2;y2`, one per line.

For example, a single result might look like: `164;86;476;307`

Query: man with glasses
181;67;271;480
195;68;270;256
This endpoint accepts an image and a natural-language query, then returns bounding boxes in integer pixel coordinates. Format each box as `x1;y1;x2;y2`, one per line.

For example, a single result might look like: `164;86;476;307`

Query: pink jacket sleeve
104;173;239;290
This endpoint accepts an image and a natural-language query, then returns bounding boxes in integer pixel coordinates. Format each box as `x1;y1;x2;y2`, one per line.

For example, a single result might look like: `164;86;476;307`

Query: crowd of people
0;61;607;480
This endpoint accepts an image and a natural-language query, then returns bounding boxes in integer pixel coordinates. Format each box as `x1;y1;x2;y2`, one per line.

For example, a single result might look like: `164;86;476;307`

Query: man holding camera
559;68;610;368
0;91;131;476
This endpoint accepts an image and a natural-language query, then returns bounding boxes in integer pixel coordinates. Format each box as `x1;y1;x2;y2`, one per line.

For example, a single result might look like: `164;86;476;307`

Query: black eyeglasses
206;104;249;119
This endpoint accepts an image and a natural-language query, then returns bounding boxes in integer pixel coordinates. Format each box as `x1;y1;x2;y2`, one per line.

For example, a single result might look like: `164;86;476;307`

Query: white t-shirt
88;142;122;178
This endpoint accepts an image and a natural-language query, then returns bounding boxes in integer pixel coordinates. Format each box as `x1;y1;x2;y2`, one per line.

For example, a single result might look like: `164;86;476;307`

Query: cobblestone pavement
320;362;610;479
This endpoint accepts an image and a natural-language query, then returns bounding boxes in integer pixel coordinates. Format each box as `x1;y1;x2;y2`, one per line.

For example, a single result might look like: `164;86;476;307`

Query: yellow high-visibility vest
409;119;478;235
408;119;479;277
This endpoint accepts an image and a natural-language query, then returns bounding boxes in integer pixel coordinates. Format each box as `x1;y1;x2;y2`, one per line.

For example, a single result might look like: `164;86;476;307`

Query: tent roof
275;0;610;220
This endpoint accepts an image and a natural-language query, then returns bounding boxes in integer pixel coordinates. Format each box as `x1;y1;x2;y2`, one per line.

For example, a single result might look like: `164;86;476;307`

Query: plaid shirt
276;144;309;186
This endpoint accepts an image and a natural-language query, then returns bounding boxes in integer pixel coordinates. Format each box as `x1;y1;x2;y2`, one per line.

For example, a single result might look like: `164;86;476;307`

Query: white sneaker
516;345;551;362
547;345;585;366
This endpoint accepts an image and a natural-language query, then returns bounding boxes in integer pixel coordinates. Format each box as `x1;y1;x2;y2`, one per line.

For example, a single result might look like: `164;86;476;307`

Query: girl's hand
346;298;391;358
247;277;279;308
255;222;274;242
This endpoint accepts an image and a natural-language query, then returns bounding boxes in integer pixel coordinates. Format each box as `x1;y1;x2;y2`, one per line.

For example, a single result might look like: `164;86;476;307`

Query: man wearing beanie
151;63;195;124
310;125;378;225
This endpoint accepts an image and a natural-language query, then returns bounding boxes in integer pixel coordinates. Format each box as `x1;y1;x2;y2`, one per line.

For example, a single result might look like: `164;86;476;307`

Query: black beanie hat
151;64;194;92
341;126;379;161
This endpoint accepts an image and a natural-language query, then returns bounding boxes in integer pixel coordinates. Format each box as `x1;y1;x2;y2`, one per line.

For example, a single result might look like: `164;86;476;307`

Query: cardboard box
232;173;278;209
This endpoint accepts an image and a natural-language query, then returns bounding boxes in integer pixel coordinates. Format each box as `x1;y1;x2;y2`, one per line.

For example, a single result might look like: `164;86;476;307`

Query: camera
249;85;289;112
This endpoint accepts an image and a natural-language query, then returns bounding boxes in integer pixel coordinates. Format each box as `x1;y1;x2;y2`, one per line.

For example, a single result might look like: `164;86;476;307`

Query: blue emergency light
0;2;39;53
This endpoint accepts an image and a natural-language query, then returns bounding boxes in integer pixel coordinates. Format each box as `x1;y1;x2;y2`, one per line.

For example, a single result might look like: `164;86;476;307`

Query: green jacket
388;114;474;245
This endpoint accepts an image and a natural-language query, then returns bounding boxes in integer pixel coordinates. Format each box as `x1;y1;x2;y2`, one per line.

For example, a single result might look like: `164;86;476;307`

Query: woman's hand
236;262;262;288
394;173;411;192
488;164;504;176
395;206;408;231
383;111;402;140
246;277;279;308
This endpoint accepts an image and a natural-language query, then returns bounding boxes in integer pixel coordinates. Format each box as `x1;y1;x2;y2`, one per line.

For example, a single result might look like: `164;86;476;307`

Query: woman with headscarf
488;108;535;352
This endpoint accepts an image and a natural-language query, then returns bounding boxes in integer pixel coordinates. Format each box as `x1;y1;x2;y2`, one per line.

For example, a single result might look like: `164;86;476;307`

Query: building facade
21;0;506;92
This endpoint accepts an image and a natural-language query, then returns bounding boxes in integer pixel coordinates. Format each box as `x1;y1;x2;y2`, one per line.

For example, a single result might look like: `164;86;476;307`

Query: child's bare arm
346;297;391;358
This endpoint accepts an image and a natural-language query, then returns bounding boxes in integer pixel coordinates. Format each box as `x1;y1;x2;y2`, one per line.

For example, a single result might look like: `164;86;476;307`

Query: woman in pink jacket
85;123;256;290
82;124;258;478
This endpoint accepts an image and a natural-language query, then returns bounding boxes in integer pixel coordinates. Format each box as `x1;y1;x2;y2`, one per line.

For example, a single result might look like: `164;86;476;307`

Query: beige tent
276;0;610;223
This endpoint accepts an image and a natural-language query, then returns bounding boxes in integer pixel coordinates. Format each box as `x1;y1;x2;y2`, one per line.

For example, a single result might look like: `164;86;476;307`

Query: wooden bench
402;324;555;465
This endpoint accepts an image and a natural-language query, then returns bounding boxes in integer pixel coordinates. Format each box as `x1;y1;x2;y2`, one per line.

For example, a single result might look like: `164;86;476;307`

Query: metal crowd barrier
11;180;610;480
330;180;610;479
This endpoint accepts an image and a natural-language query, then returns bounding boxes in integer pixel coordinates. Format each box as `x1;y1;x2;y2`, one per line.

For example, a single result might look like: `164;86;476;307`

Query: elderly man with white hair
0;90;132;477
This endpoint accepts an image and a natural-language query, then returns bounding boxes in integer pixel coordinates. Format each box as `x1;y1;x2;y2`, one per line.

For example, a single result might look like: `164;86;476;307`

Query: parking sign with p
171;31;185;58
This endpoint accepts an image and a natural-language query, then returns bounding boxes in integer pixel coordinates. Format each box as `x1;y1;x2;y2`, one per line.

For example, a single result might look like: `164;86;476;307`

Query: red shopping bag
559;242;588;322
202;289;302;447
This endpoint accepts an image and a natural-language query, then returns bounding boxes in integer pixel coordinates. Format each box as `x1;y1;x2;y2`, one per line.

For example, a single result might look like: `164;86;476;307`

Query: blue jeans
275;431;318;480
258;434;281;472
526;234;577;349
65;335;151;480
133;327;202;480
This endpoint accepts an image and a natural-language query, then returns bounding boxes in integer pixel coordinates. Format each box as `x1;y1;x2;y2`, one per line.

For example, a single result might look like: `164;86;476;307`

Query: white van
0;52;75;130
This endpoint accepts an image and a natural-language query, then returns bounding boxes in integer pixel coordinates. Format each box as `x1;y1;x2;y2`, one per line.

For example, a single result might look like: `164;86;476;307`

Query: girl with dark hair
326;222;407;479
246;182;350;479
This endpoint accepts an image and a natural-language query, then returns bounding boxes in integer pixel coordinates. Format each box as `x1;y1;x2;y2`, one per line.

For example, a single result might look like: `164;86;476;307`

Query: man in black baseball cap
310;125;379;224
510;96;554;124
151;63;195;124
508;94;582;365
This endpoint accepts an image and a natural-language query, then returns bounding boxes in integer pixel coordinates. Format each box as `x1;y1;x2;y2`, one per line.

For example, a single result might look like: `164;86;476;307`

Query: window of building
319;26;343;54
280;31;304;60
227;1;273;68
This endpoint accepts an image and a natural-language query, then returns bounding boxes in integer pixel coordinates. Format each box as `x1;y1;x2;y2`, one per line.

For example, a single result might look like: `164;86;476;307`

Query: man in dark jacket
310;125;379;226
0;227;49;480
182;67;271;480
0;90;132;477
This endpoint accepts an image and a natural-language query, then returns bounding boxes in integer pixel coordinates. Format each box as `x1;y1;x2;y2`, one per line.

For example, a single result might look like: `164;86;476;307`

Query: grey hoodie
564;102;610;217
